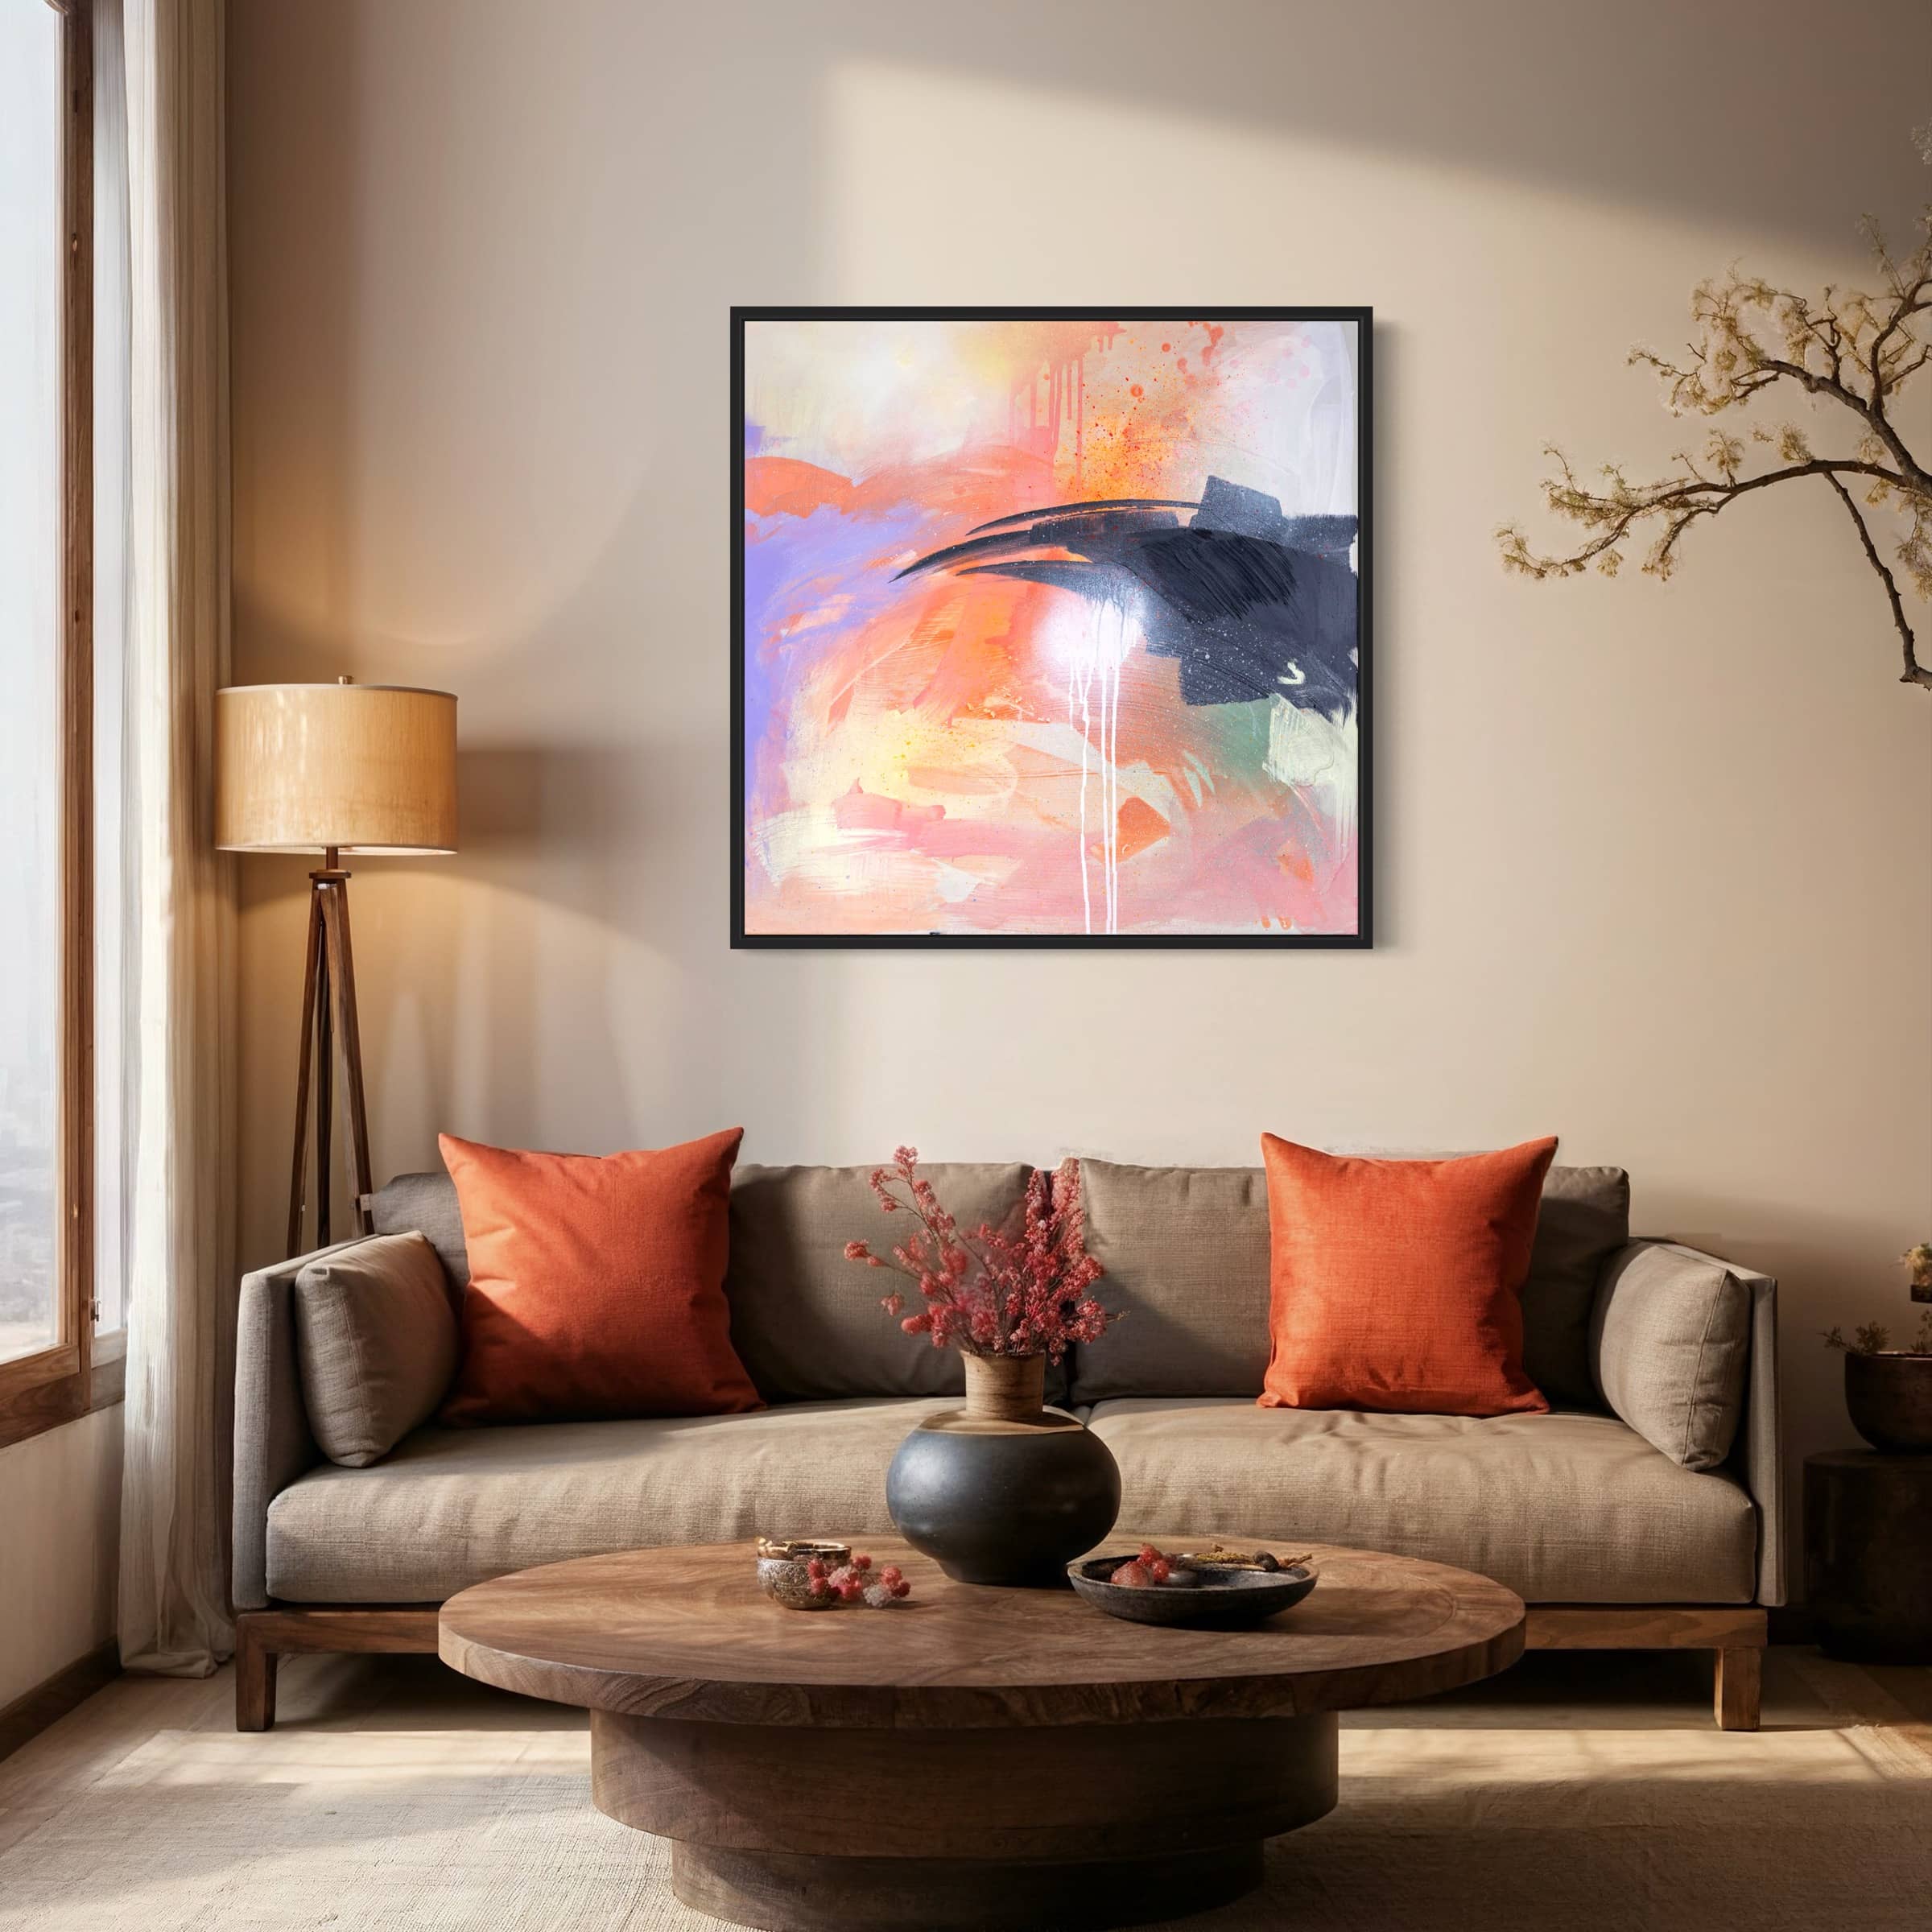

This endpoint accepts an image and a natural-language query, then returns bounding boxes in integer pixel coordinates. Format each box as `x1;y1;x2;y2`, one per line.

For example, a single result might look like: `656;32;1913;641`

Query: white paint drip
1070;650;1092;934
1065;601;1137;934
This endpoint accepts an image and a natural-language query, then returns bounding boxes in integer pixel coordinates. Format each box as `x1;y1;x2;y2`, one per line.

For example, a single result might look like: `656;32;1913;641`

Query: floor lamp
216;679;458;1255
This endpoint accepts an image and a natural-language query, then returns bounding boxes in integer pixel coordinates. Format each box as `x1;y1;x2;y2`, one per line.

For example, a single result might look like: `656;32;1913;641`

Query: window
0;0;64;1370
0;0;109;1446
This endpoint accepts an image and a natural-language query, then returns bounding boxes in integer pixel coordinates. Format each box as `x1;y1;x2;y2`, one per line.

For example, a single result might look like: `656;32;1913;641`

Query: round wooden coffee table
440;1536;1523;1931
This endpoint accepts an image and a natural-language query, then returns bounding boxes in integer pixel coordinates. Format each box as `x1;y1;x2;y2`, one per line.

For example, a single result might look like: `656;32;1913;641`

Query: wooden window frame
0;0;114;1451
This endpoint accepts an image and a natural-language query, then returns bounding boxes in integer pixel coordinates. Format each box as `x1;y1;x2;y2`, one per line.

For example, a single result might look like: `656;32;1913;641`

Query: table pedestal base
592;1708;1337;1932
673;1840;1266;1932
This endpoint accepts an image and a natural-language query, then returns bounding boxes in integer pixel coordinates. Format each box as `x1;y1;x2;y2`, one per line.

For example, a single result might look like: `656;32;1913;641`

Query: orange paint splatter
1115;795;1170;862
1276;843;1315;884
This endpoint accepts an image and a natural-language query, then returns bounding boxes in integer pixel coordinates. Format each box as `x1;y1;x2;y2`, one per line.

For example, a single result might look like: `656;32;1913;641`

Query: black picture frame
732;306;1373;949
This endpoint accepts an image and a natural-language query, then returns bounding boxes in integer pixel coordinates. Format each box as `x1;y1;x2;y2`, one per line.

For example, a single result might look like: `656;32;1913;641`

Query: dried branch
1502;195;1932;691
1824;473;1932;687
1501;452;1902;574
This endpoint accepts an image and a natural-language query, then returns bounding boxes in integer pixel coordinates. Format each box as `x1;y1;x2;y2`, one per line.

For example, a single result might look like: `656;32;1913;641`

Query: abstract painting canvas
733;308;1369;946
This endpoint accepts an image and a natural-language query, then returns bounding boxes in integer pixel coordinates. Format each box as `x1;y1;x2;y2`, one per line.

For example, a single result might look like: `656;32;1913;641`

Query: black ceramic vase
886;1354;1121;1586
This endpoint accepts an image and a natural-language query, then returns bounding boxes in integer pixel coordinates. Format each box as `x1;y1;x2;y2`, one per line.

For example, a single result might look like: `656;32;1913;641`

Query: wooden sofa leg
235;1615;279;1733
1715;1645;1762;1732
1525;1606;1767;1731
233;1605;440;1732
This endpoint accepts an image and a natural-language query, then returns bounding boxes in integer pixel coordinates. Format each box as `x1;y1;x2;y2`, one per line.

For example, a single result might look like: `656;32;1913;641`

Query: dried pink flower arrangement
844;1148;1116;1363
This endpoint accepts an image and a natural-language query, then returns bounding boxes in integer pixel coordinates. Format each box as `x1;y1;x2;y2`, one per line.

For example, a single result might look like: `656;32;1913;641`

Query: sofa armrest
1601;1238;1783;1607
232;1236;380;1611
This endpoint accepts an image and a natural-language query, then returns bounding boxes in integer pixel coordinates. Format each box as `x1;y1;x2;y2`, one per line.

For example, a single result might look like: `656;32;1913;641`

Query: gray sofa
232;1158;1781;1731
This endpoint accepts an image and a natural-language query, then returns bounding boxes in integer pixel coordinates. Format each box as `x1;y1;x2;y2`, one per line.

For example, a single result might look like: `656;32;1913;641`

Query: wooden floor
0;1645;1924;1932
7;1642;1930;1823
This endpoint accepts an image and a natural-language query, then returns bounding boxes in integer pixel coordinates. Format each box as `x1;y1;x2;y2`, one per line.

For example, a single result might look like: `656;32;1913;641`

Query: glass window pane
0;2;64;1365
94;7;128;1335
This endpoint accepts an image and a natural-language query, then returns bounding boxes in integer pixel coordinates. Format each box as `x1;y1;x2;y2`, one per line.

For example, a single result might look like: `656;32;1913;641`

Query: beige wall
226;2;1932;1558
0;1408;121;1708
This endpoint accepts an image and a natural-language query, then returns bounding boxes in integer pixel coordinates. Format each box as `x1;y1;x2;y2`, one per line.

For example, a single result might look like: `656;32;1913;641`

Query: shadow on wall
358;741;840;1166
798;0;1925;246
390;742;656;1160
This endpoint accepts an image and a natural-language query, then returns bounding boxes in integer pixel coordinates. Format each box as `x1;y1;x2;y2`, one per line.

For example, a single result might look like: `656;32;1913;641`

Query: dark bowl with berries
1067;1543;1318;1629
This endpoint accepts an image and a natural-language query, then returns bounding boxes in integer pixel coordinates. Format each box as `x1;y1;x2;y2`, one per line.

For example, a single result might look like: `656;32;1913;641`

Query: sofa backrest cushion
1071;1162;1272;1403
1066;1158;1629;1406
372;1170;470;1287
1521;1164;1632;1406
725;1163;1039;1402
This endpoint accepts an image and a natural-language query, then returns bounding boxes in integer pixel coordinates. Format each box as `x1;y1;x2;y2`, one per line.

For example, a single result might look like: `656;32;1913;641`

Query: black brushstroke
896;477;1358;712
893;510;1181;582
966;497;1200;536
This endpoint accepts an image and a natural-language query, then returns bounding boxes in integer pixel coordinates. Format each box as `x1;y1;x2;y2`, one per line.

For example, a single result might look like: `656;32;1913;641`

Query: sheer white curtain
114;0;238;1678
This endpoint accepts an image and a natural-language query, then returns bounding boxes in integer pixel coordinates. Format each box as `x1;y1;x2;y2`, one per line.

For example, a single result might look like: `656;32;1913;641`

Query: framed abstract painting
733;308;1370;947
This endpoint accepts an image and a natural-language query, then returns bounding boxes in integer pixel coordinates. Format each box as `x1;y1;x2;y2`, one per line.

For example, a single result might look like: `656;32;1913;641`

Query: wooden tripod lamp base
214;678;459;1257
288;852;374;1253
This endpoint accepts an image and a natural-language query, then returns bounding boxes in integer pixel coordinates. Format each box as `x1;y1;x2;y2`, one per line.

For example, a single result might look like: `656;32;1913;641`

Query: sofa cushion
1087;1397;1756;1603
437;1129;761;1426
1071;1162;1271;1402
370;1170;470;1288
1258;1135;1554;1418
1066;1159;1629;1408
725;1163;1036;1402
1521;1165;1630;1407
1591;1243;1750;1471
264;1397;952;1602
293;1232;459;1466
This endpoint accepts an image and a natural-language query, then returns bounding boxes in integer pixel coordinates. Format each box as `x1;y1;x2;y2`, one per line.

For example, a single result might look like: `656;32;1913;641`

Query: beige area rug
2;1651;1929;1931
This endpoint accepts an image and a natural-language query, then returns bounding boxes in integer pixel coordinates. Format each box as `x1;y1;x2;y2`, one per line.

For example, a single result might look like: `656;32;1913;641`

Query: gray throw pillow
294;1232;459;1466
1589;1243;1749;1470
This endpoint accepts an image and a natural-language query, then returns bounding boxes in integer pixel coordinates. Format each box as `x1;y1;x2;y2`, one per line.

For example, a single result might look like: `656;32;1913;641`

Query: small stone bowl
1067;1555;1319;1629
755;1537;852;1611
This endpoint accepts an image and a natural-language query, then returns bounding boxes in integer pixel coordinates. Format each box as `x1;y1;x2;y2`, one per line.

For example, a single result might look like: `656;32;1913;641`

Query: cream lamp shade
216;681;458;855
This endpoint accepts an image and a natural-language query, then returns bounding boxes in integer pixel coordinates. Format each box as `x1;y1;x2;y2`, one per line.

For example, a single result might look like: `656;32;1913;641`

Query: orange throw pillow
437;1128;762;1425
1259;1135;1557;1417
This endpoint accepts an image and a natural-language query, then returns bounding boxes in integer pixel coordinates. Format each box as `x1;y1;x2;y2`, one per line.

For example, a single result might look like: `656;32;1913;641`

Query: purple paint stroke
741;495;930;819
